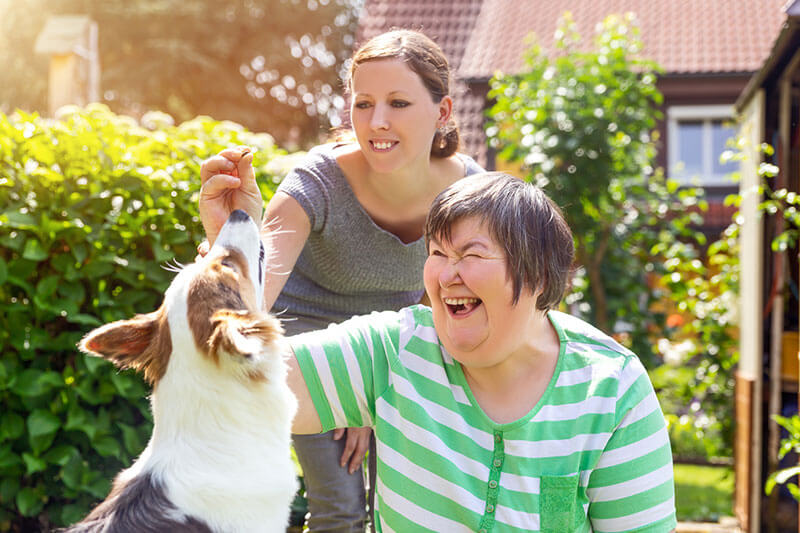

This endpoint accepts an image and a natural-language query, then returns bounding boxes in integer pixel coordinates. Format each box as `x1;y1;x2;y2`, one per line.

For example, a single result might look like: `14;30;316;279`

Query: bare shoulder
331;142;363;165
433;153;470;186
331;143;368;182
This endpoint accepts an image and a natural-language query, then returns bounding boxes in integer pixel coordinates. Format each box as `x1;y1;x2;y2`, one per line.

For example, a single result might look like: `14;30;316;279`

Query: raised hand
199;146;263;246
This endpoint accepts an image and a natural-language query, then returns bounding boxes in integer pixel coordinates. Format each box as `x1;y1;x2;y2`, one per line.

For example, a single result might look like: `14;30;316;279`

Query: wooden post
737;88;766;533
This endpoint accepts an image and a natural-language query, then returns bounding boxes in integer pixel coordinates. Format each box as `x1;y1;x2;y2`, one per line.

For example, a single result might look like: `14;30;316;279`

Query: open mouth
444;297;482;317
371;140;397;151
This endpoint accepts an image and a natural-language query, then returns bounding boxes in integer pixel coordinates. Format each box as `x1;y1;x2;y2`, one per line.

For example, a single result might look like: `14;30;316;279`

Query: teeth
373;141;394;150
444;298;479;306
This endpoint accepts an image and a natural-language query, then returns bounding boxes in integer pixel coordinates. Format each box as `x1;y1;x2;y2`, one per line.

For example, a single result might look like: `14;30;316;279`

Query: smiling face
423;216;543;369
350;58;450;174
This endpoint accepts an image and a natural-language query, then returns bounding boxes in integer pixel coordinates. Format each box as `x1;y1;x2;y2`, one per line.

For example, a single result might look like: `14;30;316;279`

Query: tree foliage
487;12;707;364
0;105;294;531
0;0;360;147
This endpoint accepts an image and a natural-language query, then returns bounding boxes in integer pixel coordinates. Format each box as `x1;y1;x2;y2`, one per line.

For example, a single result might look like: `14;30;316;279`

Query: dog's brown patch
79;307;172;384
187;249;253;356
208;309;284;377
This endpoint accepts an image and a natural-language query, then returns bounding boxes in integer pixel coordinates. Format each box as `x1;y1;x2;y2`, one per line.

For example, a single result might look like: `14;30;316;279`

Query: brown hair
347;29;459;158
424;172;574;311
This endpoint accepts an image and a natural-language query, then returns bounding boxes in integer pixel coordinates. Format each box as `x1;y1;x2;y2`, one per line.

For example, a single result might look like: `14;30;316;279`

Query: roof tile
458;0;787;78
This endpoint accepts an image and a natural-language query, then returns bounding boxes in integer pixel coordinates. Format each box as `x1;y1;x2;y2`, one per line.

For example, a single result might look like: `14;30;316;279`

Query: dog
65;209;298;533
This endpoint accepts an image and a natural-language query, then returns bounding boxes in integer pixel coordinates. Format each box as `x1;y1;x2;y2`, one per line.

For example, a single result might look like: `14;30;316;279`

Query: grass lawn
674;463;734;522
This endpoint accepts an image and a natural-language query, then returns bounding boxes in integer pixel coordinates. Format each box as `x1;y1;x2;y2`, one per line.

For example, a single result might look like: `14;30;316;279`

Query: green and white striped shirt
293;305;676;532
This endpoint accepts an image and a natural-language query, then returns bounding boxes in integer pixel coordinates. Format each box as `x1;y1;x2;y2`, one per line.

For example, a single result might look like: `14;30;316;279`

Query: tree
487;12;705;364
0;0;360;147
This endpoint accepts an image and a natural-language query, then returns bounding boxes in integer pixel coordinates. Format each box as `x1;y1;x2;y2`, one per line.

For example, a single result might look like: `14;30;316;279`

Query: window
667;105;738;187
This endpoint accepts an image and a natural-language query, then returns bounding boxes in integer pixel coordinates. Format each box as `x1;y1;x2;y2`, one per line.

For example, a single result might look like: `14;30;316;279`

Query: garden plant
0;104;295;531
487;12;738;461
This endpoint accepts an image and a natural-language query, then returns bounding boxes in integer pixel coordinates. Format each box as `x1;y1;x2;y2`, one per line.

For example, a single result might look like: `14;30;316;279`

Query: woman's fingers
200;154;236;184
339;427;372;474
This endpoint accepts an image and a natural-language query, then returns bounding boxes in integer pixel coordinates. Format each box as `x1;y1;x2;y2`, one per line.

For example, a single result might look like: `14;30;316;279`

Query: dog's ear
79;309;172;384
207;309;283;363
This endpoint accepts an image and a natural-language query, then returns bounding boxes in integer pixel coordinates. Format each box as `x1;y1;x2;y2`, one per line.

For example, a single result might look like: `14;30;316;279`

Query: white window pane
677;121;703;177
712;120;736;175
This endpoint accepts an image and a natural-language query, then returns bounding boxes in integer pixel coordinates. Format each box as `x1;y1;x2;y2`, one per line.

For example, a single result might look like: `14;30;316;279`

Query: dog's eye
218;258;240;275
258;243;265;282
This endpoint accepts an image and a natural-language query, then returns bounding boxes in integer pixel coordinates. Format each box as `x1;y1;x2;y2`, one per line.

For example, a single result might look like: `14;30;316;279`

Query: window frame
667;104;737;187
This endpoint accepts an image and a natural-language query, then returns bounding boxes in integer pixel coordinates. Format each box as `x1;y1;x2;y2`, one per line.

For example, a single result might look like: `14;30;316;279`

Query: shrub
487;12;707;365
0;104;290;531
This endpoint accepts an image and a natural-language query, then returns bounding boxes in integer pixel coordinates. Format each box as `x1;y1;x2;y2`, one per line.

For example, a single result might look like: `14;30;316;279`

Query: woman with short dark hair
288;172;677;532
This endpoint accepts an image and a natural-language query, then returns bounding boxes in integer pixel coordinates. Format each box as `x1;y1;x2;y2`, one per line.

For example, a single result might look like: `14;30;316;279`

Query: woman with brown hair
199;29;484;531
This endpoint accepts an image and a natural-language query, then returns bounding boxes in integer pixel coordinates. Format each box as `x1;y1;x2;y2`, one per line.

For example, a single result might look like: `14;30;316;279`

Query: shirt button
493;458;502;468
479;529;487;533
495;433;502;443
486;504;495;513
489;480;498;489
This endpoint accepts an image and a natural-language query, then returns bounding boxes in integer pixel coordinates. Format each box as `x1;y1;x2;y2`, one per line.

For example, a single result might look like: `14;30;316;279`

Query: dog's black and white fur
66;210;298;533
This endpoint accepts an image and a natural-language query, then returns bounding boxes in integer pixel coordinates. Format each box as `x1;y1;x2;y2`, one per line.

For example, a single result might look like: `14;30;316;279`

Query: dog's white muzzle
209;210;266;310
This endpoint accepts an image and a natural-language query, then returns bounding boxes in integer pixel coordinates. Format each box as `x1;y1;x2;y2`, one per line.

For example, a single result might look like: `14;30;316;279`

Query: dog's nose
229;209;251;223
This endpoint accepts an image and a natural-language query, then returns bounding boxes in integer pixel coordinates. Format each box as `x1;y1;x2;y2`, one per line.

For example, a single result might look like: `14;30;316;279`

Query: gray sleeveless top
273;143;485;335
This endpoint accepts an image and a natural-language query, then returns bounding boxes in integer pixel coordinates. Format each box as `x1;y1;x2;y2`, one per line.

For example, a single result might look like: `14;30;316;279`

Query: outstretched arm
287;347;323;435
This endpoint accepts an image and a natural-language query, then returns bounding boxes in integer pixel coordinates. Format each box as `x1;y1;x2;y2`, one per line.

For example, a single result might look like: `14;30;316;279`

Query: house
355;1;794;531
355;0;785;233
735;1;800;531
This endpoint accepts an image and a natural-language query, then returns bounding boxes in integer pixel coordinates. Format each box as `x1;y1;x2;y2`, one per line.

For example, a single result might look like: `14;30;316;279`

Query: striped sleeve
291;310;399;432
587;356;676;532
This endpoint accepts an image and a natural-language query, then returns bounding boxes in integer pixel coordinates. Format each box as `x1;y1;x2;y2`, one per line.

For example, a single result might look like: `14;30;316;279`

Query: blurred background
0;0;362;150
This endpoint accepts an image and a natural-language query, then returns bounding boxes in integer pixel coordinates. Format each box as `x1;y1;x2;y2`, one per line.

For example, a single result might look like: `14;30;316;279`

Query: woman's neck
463;316;561;424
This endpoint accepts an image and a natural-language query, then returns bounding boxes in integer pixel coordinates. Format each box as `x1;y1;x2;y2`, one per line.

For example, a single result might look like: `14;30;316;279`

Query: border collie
65;210;298;533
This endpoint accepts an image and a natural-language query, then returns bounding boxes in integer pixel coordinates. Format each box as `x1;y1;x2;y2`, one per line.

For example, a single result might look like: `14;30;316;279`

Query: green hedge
0;104;294;531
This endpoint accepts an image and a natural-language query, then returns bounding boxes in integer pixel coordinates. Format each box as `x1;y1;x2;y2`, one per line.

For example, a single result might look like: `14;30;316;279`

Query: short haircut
424;172;574;311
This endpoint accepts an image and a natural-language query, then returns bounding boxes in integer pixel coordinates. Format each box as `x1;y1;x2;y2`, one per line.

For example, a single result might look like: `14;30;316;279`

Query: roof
357;0;787;80
736;0;800;110
356;0;485;73
458;0;787;79
354;0;789;164
34;15;94;55
355;0;489;163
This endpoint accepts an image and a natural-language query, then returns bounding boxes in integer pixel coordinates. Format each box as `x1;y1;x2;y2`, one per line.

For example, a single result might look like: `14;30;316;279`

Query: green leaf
16;486;44;517
110;371;147;399
67;313;103;327
82;352;110;375
11;368;59;397
81;260;115;278
59;503;88;526
22;452;47;474
65;401;96;440
118;422;146;455
0;477;20;504
27;409;61;454
3;210;36;229
0;443;22;470
0;412;25;440
43;444;79;466
92;435;122;458
72;242;88;263
35;275;60;298
0;257;7;285
774;465;800;486
22;238;49;261
788;483;800;502
60;453;86;490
